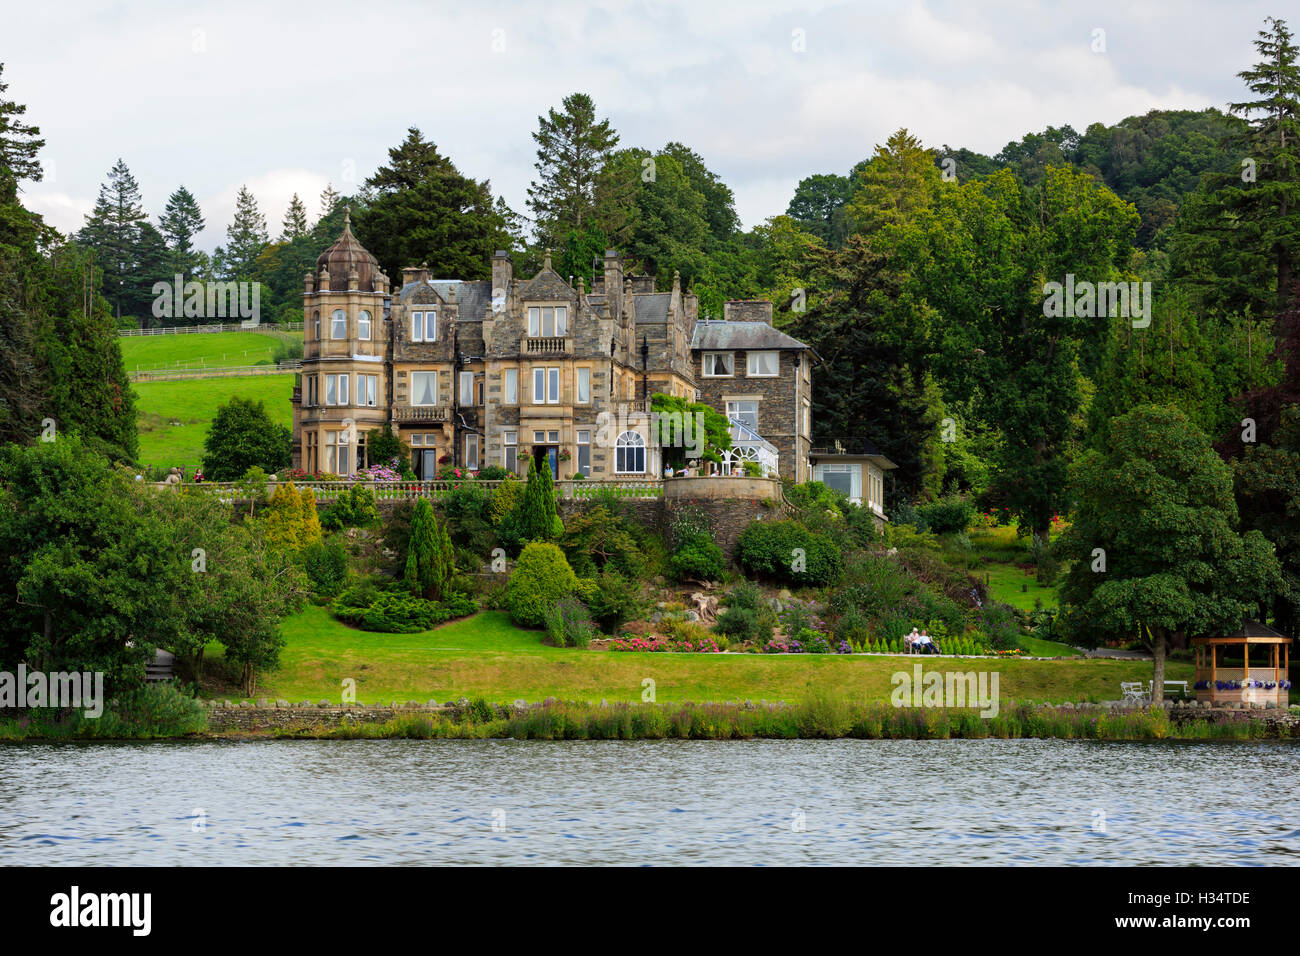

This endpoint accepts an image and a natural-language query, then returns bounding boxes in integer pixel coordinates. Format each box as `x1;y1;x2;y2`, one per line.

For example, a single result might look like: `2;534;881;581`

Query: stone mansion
290;212;893;514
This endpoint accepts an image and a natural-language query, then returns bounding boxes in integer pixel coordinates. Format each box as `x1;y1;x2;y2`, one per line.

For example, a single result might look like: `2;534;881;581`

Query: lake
2;738;1297;865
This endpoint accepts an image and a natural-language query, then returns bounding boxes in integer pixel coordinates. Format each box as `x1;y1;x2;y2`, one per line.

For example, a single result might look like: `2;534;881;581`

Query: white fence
130;362;302;383
118;322;304;336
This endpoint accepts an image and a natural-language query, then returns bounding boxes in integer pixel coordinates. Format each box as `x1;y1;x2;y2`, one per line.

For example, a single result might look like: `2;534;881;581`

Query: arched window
615;431;646;474
358;310;371;340
331;309;347;339
312;310;320;340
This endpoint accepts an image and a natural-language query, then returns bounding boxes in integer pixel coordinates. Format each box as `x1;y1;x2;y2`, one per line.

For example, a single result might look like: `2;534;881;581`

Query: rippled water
1;739;1297;865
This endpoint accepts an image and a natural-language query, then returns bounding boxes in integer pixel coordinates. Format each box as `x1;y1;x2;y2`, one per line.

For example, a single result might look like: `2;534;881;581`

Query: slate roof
632;293;671;324
397;280;491;319
690;320;810;351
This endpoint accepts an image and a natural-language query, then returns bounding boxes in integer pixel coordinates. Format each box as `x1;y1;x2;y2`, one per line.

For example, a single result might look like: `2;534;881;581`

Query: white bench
1148;680;1189;697
1120;682;1148;702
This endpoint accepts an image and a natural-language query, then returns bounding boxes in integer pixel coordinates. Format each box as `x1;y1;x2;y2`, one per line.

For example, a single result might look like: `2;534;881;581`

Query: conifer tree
527;93;619;247
220;184;268;279
158;185;206;279
281;192;309;241
77;158;147;320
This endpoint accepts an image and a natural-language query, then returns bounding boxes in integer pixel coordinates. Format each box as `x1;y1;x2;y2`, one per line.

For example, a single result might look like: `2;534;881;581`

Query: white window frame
465;434;479;471
577;429;591;477
548;367;560;403
532;367;560;404
331;309;347;340
411;371;438;407
615;431;646;474
504;430;517;472
747;351;779;377
312;310;320;340
412;311;437;343
325;374;349;406
356;374;377;407
576;367;590;404
358;309;371;341
504;368;518;404
727;400;758;431
703;352;735;377
459;371;475;406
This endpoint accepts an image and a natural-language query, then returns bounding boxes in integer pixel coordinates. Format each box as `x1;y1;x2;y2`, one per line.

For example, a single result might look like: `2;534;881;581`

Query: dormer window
412;311;437;342
358;310;371;340
527;306;567;337
331;309;346;339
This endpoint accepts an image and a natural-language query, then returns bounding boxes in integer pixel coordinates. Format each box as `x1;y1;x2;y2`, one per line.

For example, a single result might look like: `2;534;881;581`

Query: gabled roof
691;320;810;351
397;279;491;319
634;293;671;324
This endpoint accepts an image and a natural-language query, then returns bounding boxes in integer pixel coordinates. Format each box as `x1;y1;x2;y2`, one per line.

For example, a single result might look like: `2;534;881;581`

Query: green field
133;374;295;472
208;605;1189;705
120;330;301;373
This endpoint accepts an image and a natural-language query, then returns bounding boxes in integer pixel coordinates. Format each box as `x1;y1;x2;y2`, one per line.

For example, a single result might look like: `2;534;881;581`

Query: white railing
150;478;666;502
119;322;304;336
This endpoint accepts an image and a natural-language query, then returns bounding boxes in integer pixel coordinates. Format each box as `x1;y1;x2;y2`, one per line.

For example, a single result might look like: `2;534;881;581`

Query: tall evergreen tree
158;185;206;279
280;192;309;241
219;185;268;279
77;158;147;321
527;93;619;247
1170;17;1300;316
319;182;340;219
355;128;509;281
0;62;43;188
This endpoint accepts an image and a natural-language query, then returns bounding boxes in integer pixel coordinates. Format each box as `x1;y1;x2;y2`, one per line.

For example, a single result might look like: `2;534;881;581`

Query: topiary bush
507;542;577;628
320;484;379;530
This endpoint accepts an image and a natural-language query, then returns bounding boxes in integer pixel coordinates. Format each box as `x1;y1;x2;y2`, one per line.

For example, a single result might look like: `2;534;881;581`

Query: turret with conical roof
316;206;380;292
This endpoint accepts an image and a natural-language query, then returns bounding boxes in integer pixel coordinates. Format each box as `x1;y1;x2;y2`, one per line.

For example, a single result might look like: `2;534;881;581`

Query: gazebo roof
1192;620;1291;644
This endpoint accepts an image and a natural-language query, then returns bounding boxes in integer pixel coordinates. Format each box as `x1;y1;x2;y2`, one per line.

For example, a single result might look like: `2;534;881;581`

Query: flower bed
609;636;723;653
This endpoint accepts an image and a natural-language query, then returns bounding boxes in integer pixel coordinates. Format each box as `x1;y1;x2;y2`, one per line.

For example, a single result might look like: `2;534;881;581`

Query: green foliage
201;395;291;480
515;454;562;544
320;484;379;531
300;538;349;597
442;482;495;558
332;582;477;633
582;569;643;631
507;542;578;628
560;505;643;577
487;476;523;526
917;496;974;535
669;536;725;582
404;499;456;601
735;520;842;587
542;595;598;647
368;424;410;474
528;93;620;249
650;392;732;465
263;481;305;551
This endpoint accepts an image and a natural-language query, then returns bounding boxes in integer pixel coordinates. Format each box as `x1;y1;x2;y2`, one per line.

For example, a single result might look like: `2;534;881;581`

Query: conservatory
1192;621;1292;707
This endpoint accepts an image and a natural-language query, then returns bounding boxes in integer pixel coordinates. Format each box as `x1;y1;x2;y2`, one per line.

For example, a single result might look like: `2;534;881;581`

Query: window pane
505;368;517;403
749;351;778;376
578;445;590;476
541;307;553;337
412;312;422;342
577;367;590;403
326;376;336;405
412;372;437;406
504;430;517;444
505;447;517;472
548;430;558;443
425;312;436;341
548;368;559;403
533;368;545;404
534;431;545;443
332;310;346;338
358;310;371;340
339;375;348;405
577;430;590;443
528;307;539;337
460;372;473;405
556;307;567;336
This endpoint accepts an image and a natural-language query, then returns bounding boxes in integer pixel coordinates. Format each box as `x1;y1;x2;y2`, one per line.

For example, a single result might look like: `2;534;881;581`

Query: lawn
213;605;1190;705
120;330;301;373
132;373;295;473
957;525;1061;611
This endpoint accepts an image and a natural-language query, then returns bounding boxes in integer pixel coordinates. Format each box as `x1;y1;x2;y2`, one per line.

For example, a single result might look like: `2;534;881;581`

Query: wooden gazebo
1192;621;1292;707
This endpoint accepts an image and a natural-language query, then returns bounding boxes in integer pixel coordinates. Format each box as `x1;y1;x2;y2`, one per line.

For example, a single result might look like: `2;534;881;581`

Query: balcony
524;336;571;355
391;404;451;423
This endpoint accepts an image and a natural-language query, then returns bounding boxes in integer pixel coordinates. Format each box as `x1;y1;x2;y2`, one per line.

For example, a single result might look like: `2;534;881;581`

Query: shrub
583;569;642;631
561;505;644;578
442;482;495;558
669;535;725;582
488;477;523;526
404;498;456;601
300;538;349;597
917;496;974;535
735;520;841;587
477;465;511;481
515;456;561;543
332;584;477;632
320;484;379;530
507;542;577;628
542;595;598;648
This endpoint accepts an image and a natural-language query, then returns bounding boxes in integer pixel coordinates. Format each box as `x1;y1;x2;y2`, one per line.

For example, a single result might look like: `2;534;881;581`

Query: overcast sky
7;0;1282;251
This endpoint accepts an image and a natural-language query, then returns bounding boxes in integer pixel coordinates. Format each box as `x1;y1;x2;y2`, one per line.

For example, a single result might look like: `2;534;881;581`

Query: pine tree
77;158;147;321
220;185;268;280
299;487;323;546
281;192;309;241
158;185;206;279
263;482;304;551
319;182;340;219
517;455;561;542
527;93;619;247
0;62;44;188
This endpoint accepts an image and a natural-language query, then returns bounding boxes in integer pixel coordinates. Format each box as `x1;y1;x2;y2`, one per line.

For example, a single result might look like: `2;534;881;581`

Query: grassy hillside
203;606;1189;704
133;374;295;473
120;330;301;373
